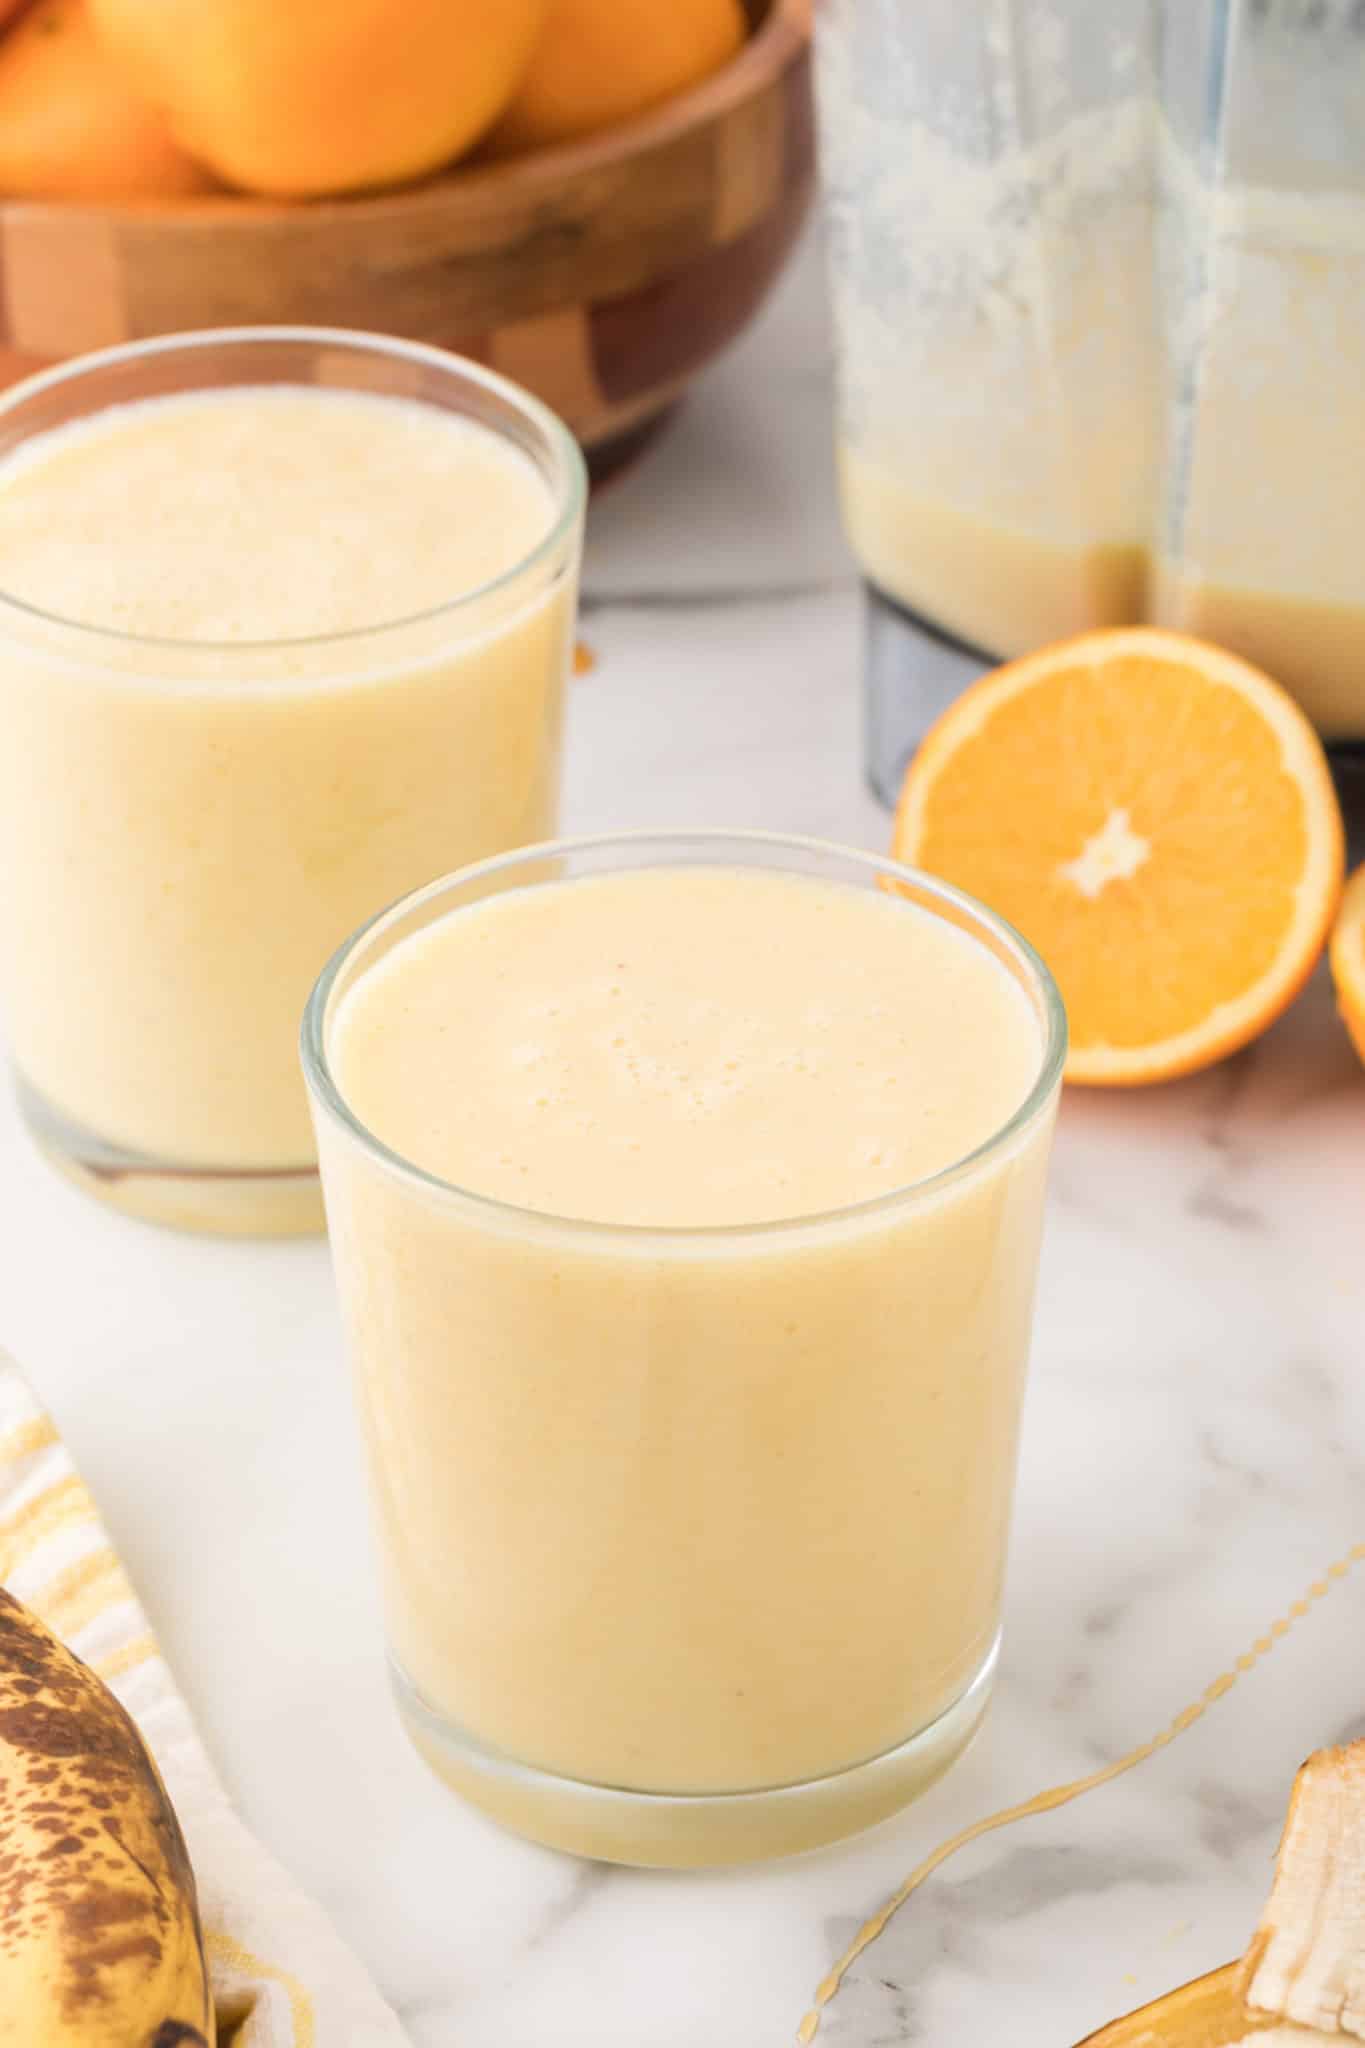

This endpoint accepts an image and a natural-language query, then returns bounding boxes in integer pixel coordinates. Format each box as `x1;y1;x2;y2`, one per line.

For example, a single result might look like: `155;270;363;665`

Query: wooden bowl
0;0;813;479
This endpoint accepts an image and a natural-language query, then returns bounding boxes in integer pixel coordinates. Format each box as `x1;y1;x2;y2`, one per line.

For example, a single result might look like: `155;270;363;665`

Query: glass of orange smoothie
303;831;1066;1866
0;329;585;1235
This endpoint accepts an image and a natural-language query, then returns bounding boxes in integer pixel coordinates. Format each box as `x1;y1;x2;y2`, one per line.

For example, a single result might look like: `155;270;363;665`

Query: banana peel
1079;1746;1365;2047
1244;1746;1365;2035
1079;1964;1296;2046
0;1584;214;2044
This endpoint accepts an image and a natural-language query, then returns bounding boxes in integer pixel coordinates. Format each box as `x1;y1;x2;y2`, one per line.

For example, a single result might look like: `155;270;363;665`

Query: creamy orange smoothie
842;438;1365;741
840;448;1149;658
0;334;582;1232
308;840;1063;1864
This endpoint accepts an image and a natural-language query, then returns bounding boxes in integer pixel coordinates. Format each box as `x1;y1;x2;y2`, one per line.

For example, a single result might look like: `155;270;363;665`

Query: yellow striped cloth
0;1351;410;2047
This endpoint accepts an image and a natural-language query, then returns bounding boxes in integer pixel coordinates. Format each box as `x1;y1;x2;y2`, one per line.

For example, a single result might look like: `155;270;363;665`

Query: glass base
864;580;993;808
392;1637;998;1868
16;1074;324;1237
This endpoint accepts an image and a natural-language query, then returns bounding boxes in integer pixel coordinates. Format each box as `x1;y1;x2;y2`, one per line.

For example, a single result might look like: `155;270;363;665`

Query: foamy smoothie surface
330;864;1045;1228
0;385;555;640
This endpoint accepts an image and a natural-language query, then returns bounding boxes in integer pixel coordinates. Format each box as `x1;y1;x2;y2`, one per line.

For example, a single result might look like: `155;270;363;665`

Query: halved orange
1329;864;1365;1068
892;628;1344;1086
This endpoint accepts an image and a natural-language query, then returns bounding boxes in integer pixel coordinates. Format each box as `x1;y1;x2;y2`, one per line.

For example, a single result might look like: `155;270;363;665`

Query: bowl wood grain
0;0;813;474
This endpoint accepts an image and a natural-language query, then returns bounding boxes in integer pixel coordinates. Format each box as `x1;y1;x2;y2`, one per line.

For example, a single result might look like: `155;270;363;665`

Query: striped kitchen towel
0;1349;409;2047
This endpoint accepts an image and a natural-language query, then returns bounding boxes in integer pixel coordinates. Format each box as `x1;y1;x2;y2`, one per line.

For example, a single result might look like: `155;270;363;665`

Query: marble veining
0;233;1362;2045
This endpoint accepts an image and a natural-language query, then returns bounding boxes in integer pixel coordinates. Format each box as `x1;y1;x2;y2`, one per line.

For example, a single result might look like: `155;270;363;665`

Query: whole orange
489;0;747;153
87;0;549;197
0;0;213;199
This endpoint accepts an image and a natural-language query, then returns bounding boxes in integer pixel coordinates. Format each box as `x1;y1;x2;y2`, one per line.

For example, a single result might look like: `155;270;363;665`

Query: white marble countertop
4;232;1365;2047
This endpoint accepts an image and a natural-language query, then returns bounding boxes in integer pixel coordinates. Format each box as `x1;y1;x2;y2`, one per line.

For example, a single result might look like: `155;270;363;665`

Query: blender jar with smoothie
813;0;1365;801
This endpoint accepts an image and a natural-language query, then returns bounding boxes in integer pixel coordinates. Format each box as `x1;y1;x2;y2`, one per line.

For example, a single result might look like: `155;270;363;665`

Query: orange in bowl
0;0;213;199
489;0;747;153
1329;864;1365;1067
891;628;1344;1086
87;0;548;196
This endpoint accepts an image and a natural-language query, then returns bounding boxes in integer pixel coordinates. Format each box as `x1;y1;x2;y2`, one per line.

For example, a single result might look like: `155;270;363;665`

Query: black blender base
863;581;992;808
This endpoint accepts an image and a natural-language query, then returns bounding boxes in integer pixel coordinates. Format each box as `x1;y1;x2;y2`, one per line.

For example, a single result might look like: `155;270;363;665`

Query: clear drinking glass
0;329;585;1235
303;831;1065;1867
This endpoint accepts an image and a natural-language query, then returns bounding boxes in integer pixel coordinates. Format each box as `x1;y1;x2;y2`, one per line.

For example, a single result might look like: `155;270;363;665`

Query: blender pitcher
814;0;1365;803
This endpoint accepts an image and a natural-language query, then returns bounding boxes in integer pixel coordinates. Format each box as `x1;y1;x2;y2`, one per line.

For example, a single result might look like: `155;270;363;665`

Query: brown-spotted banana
0;1585;214;2045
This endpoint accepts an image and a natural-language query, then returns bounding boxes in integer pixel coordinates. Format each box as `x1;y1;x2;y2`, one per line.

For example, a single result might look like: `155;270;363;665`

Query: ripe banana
0;1585;214;2045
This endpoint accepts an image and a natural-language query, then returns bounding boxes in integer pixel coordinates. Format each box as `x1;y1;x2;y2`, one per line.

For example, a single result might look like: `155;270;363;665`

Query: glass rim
0;325;588;656
301;829;1068;1248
